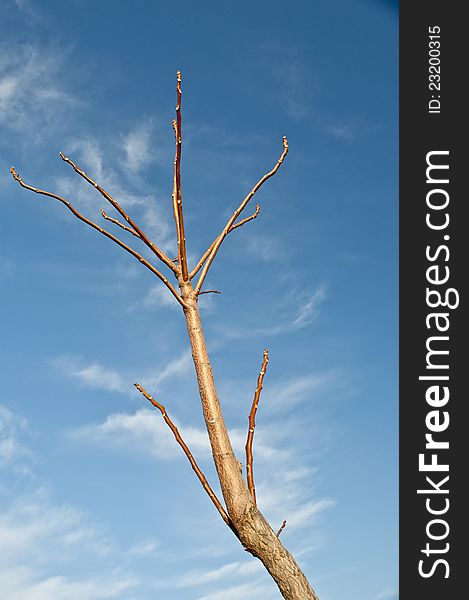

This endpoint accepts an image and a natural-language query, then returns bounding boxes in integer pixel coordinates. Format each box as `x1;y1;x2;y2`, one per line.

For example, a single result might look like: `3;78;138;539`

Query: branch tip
134;382;231;528
198;289;222;295
194;135;288;292
276;520;287;538
245;348;270;505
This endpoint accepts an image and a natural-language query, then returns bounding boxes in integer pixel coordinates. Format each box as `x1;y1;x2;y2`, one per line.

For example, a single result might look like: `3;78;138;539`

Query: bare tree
10;71;319;600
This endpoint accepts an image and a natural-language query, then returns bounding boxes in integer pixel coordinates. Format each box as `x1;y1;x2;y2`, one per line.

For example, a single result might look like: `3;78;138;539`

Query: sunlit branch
101;209;140;237
230;203;261;231
245;348;269;505
134;383;231;527
276;520;287;538
59;151;178;275
189;204;261;280
171;71;189;280
10;167;186;308
194;137;288;293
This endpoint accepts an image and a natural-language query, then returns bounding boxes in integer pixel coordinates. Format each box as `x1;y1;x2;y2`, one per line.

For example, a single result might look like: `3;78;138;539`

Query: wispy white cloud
325;123;356;142
0;487;139;600
54;136;176;256
0;43;79;138
223;283;327;339
140;350;192;390
70;407;283;465
125;538;160;558
0;404;31;471
0;567;137;600
51;350;192;395
196;580;273;600
71;407;202;460
259;41;315;121
121;120;162;173
264;369;337;412
0;409;141;600
0;488;113;563
245;234;284;262
51;356;128;394
157;559;263;589
373;590;399;600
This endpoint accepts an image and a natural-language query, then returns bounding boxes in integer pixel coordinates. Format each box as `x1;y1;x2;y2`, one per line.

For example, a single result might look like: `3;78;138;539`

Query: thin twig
245;348;269;505
198;290;222;295
101;210;140;237
194;137;288;293
59;152;178;275
276;520;287;538
10;167;186;308
134;383;231;527
172;71;189;280
230;203;261;231
189;204;261;280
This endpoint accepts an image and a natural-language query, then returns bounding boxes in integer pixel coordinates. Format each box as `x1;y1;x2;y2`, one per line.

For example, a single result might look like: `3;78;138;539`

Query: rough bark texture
180;281;319;600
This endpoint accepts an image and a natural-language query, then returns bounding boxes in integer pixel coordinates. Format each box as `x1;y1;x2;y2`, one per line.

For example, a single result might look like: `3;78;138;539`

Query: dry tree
11;71;319;600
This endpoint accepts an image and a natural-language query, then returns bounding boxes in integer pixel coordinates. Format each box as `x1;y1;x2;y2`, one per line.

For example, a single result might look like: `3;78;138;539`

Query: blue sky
0;1;397;599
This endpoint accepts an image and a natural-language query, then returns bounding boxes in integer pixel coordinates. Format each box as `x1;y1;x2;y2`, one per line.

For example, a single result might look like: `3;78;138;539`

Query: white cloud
142;283;180;310
126;538;160;558
223;283;327;339
265;369;337;411
71;407;282;465
51;356;128;394
0;43;78;137
51;350;192;395
282;499;335;530
0;488;139;600
121;120;162;173
326;123;356;142
245;234;284;261
157;560;263;589
196;581;273;600
373;590;399;600
71;407;209;461
0;568;137;600
287;283;327;330
54;136;176;257
0;404;31;471
0;489;113;564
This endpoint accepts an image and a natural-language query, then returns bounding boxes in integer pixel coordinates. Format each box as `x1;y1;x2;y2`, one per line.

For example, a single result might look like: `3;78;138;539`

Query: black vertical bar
400;2;466;599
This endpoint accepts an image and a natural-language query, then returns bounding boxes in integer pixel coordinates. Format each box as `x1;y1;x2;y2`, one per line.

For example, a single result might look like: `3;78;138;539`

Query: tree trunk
180;281;319;600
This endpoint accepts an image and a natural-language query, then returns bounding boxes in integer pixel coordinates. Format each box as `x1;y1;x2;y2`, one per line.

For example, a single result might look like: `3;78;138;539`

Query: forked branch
171;71;189;281
245;348;269;505
101;210;140;237
10;167;186;308
134;383;231;527
59;152;178;275
189;204;261;280
194;137;288;293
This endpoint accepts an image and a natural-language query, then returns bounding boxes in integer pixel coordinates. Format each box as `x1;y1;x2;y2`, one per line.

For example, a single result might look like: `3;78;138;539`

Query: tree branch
134;383;231;527
189;204;261;280
171;71;189;281
245;348;269;505
230;203;261;231
194;137;288;293
10;167;187;308
276;520;287;538
101;209;140;237
59;151;179;275
198;289;222;295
